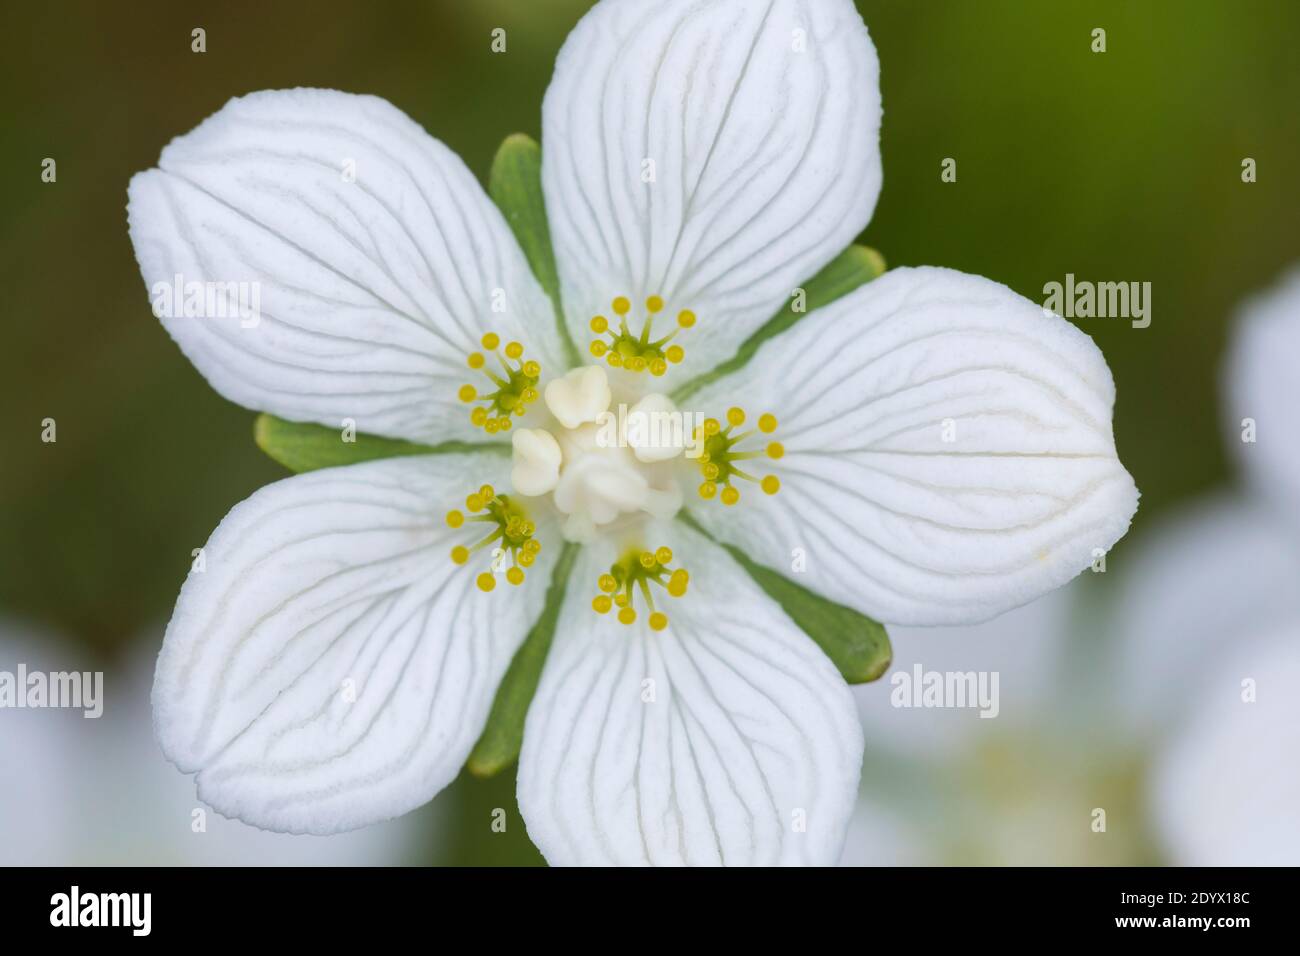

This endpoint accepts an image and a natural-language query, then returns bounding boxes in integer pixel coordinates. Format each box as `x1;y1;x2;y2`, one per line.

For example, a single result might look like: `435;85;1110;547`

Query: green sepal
488;133;580;368
679;513;891;684
254;414;507;474
673;244;886;403
467;541;580;777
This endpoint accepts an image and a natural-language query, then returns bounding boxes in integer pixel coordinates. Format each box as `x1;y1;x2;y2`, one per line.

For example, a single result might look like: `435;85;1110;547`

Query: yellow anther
449;488;541;593
695;407;782;506
461;332;541;431
591;546;689;630
677;310;696;328
589;294;694;374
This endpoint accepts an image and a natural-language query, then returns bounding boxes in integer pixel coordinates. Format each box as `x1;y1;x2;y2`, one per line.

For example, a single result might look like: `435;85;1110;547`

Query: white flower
0;623;423;865
1127;266;1300;865
126;0;1136;864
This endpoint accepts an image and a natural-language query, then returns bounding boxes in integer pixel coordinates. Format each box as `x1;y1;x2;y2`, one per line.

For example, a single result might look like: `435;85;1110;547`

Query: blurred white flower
0;623;427;865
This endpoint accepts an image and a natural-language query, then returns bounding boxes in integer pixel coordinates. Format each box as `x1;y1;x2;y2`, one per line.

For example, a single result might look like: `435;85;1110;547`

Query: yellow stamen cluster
591;546;689;631
459;332;541;433
446;485;542;592
695;407;784;506
588;295;693;376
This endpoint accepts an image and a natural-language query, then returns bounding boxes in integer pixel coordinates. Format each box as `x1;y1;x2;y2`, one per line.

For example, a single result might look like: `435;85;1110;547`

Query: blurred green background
1;0;1297;864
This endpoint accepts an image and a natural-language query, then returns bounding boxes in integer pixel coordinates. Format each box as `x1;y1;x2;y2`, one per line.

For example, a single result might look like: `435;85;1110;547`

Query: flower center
510;365;686;543
587;295;694;376
458;331;542;433
591;546;689;631
695;407;784;505
446;484;541;591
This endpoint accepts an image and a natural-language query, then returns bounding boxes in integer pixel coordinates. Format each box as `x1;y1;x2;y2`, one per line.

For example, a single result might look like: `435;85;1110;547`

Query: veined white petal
1111;493;1300;739
542;0;882;378
153;454;554;834
128;89;562;445
686;267;1139;625
1224;265;1300;526
517;522;862;866
1152;628;1300;865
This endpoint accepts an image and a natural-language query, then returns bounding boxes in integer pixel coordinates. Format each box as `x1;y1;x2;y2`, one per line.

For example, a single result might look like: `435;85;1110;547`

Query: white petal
542;0;882;378
517;522;862;865
686;267;1139;625
1224;265;1300;525
1111;493;1300;739
128;89;562;445
1152;628;1300;865
153;454;555;834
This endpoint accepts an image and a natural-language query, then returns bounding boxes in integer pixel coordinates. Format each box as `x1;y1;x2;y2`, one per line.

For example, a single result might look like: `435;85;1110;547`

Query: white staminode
509;428;561;497
516;365;684;542
542;365;610;429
